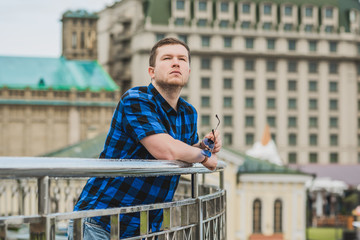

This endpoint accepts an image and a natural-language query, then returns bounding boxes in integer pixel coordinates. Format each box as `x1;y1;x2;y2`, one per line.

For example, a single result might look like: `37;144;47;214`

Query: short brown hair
149;37;191;67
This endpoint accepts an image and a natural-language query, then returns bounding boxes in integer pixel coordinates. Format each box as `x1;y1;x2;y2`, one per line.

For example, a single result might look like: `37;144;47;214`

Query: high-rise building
97;0;360;165
61;10;98;60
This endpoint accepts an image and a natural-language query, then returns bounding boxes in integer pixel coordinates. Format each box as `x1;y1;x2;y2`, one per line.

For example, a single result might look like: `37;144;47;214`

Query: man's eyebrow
161;54;188;59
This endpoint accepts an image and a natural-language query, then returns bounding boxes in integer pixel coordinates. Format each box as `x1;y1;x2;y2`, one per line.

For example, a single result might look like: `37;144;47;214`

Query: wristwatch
201;149;212;164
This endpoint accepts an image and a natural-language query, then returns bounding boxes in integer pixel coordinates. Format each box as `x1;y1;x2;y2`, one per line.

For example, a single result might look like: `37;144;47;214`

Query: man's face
148;44;190;88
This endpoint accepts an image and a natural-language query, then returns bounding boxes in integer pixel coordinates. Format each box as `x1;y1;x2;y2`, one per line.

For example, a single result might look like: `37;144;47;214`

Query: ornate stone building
96;0;360;165
0;56;120;156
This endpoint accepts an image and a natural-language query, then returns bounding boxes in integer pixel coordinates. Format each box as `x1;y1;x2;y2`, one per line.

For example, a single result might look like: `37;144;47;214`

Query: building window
246;38;254;49
267;116;276;127
263;22;272;30
267;79;276;90
201;96;210;107
309;41;317;52
246;133;255;145
224;37;232;48
80;32;85;48
288;40;296;51
325;7;333;18
245;78;255;89
224;97;233;108
224;133;233;145
224;115;233;126
288;61;297;73
267;39;275;50
241;21;251;29
198;1;207;11
288;98;297;110
288;117;297;128
267;98;276;109
329;41;337;52
309;153;318;163
309;99;317;110
274;199;283;233
223;59;233;70
197;19;207;27
309;134;318;146
305;24;313;32
329;81;338;92
330;134;338;146
289;134;297;146
266;60;276;72
329;62;338;74
284;5;292;16
224;78;232;89
288;80;297;91
176;0;185;10
219;20;229;28
156;33;165;41
245;116;255;127
329;99;338;110
201;115;210;126
178;34;188;44
220;2;229;12
174;18;185;26
201;36;210;47
245;60;254;71
284;23;293;31
253;199;262;233
242;3;250;13
329;117;338;128
309;81;318;91
288;153;297;164
309;117;318;128
201;58;211;69
245;97;255;108
201;77;210;89
308;62;318;73
305;7;313;17
264;4;272;15
72;32;77;49
330;153;338;164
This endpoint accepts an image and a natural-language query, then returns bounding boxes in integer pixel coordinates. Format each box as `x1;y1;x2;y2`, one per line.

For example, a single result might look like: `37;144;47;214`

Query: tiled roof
0;56;119;92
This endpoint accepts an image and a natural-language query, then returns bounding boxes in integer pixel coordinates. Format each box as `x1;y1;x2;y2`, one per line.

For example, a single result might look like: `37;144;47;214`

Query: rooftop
62;9;98;19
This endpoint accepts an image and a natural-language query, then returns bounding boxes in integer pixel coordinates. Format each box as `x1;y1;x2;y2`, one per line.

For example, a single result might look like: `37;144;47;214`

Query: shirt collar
148;83;186;114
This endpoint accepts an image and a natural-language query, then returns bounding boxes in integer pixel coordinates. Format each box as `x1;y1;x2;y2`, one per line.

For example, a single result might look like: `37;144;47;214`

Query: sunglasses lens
203;138;214;150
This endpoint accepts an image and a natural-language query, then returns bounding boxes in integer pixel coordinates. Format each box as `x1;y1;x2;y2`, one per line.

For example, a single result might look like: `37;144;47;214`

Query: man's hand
202;130;222;153
202;154;218;171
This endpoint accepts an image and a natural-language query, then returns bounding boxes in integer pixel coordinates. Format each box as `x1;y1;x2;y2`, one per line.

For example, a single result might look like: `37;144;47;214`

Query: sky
0;0;115;58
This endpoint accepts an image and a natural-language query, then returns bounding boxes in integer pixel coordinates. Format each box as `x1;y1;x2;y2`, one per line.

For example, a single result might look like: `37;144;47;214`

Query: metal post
38;176;50;214
219;171;224;189
0;224;6;240
110;214;119;240
140;211;149;236
191;173;199;198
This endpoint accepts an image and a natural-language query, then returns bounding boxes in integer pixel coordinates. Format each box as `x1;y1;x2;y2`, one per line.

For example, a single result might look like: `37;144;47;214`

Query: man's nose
171;58;180;66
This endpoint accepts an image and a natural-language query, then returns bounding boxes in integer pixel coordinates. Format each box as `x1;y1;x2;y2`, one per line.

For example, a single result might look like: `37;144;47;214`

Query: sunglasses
204;114;220;152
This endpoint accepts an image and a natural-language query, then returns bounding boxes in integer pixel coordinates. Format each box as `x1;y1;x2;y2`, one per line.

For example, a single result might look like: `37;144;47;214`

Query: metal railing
0;157;226;239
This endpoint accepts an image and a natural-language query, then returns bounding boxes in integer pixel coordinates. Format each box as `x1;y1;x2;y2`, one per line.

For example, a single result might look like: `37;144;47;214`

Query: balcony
0;157;226;239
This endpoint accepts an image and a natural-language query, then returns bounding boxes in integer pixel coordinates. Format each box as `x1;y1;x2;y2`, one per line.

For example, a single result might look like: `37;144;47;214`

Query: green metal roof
0;56;119;92
42;132;107;158
223;147;306;177
62;9;98;19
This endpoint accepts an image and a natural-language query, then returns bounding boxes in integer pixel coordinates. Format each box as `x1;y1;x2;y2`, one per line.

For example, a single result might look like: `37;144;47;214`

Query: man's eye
164;57;171;60
180;58;186;61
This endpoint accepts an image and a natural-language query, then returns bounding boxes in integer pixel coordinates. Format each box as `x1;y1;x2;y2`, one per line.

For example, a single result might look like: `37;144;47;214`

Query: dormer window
284;5;292;16
242;3;250;13
176;0;185;10
264;4;272;15
221;2;229;12
305;7;313;17
325;7;333;18
199;1;207;11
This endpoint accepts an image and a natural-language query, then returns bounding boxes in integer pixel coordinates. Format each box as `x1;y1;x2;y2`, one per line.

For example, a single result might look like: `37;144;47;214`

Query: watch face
201;149;212;158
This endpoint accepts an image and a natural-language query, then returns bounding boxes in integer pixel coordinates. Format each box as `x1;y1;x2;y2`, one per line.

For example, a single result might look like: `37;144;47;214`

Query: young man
68;38;221;239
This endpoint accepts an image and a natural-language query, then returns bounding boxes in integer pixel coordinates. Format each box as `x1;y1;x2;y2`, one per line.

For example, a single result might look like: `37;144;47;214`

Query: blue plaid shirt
74;83;199;238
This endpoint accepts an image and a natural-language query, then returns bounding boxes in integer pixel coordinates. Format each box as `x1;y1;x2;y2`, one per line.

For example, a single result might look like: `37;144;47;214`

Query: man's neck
152;82;182;111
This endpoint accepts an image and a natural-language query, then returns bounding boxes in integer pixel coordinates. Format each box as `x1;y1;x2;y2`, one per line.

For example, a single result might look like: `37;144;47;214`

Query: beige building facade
97;0;360;165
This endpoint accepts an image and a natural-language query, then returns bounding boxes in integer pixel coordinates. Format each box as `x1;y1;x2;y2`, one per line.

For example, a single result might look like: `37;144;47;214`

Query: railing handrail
0;157;226;179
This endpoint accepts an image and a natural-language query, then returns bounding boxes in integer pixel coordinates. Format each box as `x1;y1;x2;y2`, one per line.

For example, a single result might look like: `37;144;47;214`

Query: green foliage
307;227;343;240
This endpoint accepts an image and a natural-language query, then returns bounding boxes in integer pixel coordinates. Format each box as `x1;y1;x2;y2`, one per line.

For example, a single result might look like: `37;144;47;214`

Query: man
68;38;221;239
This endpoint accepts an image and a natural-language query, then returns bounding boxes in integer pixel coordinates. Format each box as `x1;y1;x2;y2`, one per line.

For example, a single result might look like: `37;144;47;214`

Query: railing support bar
191;173;198;198
219;171;224;190
37;176;50;215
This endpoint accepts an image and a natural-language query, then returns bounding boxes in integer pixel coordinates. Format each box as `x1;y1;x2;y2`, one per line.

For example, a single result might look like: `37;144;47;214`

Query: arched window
274;199;283;233
253;199;262;233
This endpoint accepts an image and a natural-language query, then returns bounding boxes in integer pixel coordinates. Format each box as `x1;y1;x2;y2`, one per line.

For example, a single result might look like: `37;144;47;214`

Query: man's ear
148;66;155;79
